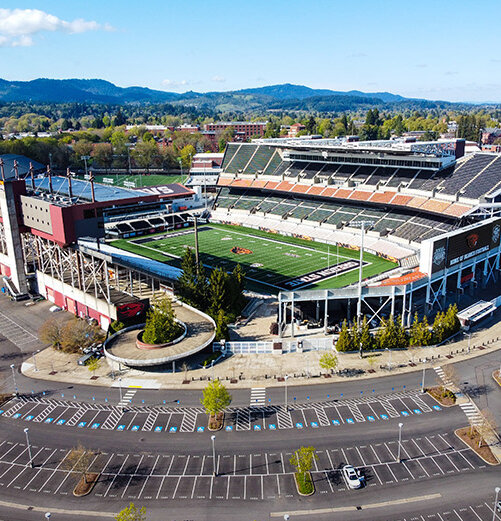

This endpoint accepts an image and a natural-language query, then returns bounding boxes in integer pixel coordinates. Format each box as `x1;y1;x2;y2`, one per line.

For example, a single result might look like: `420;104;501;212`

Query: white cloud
0;8;113;47
162;79;189;88
211;75;226;83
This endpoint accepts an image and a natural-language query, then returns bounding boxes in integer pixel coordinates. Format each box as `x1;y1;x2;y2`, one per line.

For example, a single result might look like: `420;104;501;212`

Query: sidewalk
22;316;501;390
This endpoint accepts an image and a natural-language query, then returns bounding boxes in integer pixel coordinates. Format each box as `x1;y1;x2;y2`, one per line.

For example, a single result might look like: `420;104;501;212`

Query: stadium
0;135;500;343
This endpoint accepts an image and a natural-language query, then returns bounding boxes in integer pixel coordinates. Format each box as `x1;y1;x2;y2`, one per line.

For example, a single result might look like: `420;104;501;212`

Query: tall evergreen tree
336;319;354;352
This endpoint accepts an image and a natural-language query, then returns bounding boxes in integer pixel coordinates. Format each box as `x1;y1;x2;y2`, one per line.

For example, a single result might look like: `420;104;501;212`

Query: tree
215;309;230;341
359;315;373;351
319;351;338;374
132;140;159;172
335;320;354;351
61;442;96;484
91;143;113;172
290;446;318;475
208;267;230;317
201;379;232;417
87;357;100;378
477;409;497;447
38;317;64;349
142;297;181;345
60;318;104;354
180;144;196;169
115;503;146;521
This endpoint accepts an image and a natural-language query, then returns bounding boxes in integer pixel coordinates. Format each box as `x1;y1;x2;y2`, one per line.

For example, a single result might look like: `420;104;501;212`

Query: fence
213;337;334;354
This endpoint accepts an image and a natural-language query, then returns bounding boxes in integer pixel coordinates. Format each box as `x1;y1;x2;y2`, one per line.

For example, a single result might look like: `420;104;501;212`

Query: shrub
142;297;183;344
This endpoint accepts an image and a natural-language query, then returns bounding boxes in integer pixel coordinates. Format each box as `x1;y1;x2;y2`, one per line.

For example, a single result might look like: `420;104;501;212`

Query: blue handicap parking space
57;419;66;425
346;418;354;424
296;422;304;429
197;426;205;432
154;426;163;432
169;426;178;433
77;421;86;428
380;414;389;420
225;425;233;431
0;410;3;415
44;418;54;424
13;413;21;419
269;424;276;430
254;425;261;431
311;421;319;428
131;425;140;431
25;415;34;421
91;423;100;429
117;425;125;431
413;409;422;415
332;419;340;426
433;405;441;411
401;411;410;417
367;415;375;422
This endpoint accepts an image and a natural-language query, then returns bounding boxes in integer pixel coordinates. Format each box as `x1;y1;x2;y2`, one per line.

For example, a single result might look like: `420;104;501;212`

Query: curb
492;370;501;388
425;388;457;408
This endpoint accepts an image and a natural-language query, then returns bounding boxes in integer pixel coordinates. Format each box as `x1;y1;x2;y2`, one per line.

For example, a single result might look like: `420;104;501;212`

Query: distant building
481;128;501;145
203;121;267;141
288;123;306;137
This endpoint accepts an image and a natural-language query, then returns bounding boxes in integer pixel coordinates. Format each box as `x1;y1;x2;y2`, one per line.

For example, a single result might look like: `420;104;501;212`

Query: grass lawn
111;223;396;291
77;173;185;188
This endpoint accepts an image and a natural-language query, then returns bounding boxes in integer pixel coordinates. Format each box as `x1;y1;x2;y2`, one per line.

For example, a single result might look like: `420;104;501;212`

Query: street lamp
81;155;90;178
24;428;33;468
467;332;471;353
493;487;500;521
118;377;123;412
211;435;217;476
421;364;426;393
32;349;40;372
397;422;403;463
284;375;289;412
385;348;392;370
10;364;18;396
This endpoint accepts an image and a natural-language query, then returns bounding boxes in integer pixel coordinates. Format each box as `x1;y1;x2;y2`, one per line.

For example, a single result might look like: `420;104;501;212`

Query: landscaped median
426;386;456;407
493;369;501;387
290;447;318;496
455;427;499;466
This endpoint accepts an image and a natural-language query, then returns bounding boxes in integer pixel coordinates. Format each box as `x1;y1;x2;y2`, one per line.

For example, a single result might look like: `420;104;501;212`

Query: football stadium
0;135;500;337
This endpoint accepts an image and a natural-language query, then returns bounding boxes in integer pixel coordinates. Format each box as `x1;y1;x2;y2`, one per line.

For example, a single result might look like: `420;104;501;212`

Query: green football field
77;173;185;188
112;223;397;291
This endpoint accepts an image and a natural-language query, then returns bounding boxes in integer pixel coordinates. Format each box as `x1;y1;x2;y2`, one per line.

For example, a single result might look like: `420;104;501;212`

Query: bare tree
61;442;97;484
441;364;460;390
477;408;498;447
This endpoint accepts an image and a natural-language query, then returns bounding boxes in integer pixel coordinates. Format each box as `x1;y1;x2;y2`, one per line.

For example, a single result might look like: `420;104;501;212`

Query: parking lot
394;502;501;521
0;389;442;434
0;430;485;503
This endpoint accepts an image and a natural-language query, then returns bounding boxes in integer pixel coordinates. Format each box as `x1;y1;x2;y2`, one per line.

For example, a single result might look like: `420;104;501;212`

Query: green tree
132;140;158;172
91;142;113;172
87;357;100;378
445;303;460;336
208;267;230;316
201;379;232;417
290;446;318;475
180;144;196;168
215;309;230;340
359;315;373;351
115;503;146;521
335;319;354;352
319;351;338;374
142;297;181;345
432;311;447;344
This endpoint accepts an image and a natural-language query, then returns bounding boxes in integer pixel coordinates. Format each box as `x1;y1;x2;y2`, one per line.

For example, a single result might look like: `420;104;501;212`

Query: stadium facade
0;155;200;329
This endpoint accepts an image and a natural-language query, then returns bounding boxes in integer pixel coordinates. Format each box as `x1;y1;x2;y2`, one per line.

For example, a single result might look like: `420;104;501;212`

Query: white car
49;305;62;313
342;464;363;489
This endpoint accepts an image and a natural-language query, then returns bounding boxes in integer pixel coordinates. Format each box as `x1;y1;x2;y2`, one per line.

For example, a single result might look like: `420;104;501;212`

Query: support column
324;290;329;335
401;286;406;325
390;286;395;317
407;284;413;327
291;293;295;338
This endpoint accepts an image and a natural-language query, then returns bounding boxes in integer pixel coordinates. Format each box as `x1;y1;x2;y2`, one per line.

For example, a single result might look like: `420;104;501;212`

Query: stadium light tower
351;220;374;326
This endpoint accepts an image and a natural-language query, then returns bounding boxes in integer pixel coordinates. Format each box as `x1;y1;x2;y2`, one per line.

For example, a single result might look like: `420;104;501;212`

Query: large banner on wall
423;218;501;274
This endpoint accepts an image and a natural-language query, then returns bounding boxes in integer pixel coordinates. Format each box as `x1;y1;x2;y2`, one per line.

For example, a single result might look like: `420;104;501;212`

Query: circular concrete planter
136;319;187;350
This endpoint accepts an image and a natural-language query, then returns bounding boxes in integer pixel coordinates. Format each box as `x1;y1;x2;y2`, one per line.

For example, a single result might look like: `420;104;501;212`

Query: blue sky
0;1;499;102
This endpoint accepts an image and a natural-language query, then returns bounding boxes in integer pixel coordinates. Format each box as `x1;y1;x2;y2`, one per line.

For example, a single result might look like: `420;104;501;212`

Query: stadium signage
427;218;501;273
283;259;365;289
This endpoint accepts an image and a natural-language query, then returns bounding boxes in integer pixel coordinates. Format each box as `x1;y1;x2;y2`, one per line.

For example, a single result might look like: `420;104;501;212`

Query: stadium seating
262;150;282;176
224;144;255;174
437;154;496;196
243;145;275;174
461;155;501;199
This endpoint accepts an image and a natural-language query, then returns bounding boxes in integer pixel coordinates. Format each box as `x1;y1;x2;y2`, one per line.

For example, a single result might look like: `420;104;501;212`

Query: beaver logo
466;233;479;249
231;246;252;255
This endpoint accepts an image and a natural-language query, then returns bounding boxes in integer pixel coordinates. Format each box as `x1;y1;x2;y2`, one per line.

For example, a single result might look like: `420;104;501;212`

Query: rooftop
33;176;149;203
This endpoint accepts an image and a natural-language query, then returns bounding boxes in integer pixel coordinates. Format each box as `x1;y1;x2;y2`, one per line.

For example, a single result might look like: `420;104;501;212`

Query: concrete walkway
22;313;501;390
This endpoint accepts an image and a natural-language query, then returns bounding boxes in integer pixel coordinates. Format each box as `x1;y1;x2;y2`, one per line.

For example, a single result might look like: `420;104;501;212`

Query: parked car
342;465;363;489
49;305;62;313
77;353;96;366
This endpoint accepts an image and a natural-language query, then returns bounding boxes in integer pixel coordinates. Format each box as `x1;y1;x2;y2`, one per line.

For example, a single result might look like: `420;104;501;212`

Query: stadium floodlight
187;215;208;271
351;220;374;326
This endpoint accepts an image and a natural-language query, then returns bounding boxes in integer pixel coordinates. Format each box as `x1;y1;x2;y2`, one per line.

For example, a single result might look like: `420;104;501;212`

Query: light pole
118;377;123;412
24;428;34;468
32;349;40;372
467;332;471;353
397;422;403;463
81;155;90;178
421;364;426;393
211;435;217;476
125;143;132;176
10;364;18;396
352;220;373;326
493;487;500;521
284;374;289;412
385;348;392;370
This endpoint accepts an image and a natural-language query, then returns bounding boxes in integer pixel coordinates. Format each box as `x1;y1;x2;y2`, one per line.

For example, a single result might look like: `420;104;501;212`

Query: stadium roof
33;176;149;203
0;154;45;179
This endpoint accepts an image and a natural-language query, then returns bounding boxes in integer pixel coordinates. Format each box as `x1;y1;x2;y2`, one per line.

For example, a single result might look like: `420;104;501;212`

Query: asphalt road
0;294;500;520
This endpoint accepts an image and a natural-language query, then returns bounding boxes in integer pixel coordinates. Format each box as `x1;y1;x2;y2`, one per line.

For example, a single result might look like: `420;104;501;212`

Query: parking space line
22;448;58;490
355;447;367;467
402;461;415;479
385;463;398;483
370;465;383;485
104;455;129;497
370;445;382;464
484;502;501;520
172;476;182;499
384;442;397;461
469;506;483;520
190;476;198;499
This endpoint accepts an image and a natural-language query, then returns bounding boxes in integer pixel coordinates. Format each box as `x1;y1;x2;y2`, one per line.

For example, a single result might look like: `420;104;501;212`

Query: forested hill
0;79;486;112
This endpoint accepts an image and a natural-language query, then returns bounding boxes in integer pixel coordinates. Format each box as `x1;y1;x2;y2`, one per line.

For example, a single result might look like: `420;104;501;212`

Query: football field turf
112;223;397;291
